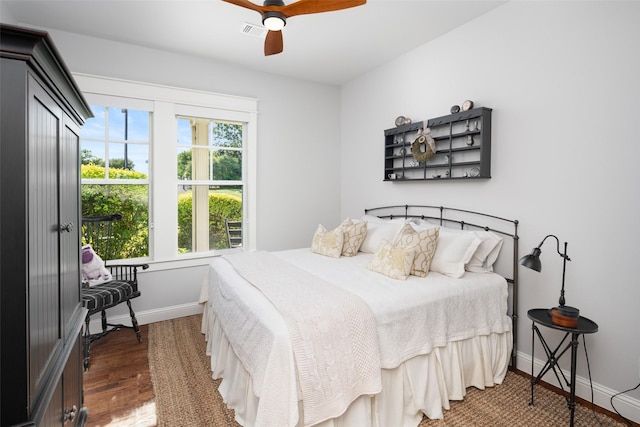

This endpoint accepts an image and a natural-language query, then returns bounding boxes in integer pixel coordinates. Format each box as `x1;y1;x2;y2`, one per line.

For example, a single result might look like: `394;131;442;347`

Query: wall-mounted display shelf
384;107;492;181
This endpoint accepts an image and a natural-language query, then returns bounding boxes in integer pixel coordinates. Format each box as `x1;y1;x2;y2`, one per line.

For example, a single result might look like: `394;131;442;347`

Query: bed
200;205;519;427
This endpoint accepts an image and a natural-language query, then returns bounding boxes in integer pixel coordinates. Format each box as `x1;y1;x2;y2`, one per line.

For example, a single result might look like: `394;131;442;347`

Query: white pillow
410;218;440;229
410;220;439;232
361;215;406;225
81;245;112;286
340;218;368;257
359;216;405;254
311;224;344;258
430;229;482;278
367;239;416;280
395;223;439;277
466;231;504;273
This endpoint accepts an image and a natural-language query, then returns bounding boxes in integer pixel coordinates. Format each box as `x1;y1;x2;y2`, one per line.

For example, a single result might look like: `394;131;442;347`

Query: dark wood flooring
82;325;156;426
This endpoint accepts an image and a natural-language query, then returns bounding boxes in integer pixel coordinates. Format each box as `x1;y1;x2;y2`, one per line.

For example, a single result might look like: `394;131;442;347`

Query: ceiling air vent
241;23;267;38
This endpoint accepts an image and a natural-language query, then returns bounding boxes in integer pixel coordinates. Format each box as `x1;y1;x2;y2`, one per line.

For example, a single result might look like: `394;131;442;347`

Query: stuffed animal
81;245;112;286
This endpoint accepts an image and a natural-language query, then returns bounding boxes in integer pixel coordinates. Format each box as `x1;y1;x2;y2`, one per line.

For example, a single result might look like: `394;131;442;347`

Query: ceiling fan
223;0;367;56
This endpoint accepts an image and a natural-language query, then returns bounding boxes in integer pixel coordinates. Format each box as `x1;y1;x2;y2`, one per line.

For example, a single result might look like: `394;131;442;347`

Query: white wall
0;2;15;23
341;1;640;420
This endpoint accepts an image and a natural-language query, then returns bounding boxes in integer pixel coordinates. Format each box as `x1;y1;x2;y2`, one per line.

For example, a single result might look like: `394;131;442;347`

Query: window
81;106;150;259
177;117;244;253
75;74;257;265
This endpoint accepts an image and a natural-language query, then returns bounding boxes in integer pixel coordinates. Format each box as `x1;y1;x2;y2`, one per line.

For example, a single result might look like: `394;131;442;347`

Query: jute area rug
148;315;625;427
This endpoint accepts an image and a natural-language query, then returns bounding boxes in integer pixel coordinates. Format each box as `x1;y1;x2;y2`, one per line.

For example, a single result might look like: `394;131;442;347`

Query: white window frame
75;74;258;269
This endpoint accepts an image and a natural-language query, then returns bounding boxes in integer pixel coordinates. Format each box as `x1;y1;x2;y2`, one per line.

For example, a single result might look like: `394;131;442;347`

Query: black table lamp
519;234;580;327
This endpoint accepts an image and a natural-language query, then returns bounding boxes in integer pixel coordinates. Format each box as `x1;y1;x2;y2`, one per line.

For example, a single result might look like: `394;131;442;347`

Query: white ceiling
3;0;505;85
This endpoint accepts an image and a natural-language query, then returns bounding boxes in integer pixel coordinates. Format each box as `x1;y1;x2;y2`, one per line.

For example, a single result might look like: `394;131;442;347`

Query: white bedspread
222;251;381;427
200;248;511;427
273;249;511;368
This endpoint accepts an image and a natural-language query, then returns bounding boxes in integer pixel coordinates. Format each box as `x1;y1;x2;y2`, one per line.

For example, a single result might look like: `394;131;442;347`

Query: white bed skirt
201;306;513;427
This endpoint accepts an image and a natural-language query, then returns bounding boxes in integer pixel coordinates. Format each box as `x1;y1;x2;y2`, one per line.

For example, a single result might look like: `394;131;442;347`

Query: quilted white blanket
278;249;511;368
222;251;381;426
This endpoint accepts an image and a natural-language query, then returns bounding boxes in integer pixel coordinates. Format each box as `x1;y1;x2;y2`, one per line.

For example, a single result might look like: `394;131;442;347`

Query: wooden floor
83;325;156;426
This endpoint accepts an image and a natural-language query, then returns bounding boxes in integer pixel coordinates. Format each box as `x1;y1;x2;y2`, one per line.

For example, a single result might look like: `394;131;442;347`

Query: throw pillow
311;224;344;258
367;239;416;280
340;218;368;257
395;223;440;277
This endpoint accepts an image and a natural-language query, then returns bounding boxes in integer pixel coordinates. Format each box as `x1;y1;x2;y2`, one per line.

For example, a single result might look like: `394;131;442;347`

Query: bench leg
127;299;142;343
84;315;91;371
101;309;108;333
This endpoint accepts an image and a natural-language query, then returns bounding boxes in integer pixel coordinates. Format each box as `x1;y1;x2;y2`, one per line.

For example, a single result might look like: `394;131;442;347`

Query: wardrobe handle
59;222;74;233
63;405;77;423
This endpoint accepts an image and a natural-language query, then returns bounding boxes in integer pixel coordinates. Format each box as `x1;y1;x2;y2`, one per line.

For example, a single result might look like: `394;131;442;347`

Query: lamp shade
263;12;286;31
519;247;542;272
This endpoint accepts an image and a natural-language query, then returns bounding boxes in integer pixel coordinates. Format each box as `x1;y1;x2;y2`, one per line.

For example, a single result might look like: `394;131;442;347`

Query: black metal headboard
364;204;520;369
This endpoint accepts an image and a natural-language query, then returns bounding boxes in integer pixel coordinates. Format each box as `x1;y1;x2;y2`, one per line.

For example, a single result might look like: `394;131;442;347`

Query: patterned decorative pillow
394;224;439;277
81;245;112;286
367;239;416;280
340;218;368;257
311;224;344;258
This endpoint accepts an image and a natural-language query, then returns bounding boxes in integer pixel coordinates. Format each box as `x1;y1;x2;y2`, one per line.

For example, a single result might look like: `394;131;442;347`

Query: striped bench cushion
82;280;138;312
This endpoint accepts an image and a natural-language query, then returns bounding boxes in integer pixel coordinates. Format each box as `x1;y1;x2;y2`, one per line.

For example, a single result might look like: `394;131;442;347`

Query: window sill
134;248;244;273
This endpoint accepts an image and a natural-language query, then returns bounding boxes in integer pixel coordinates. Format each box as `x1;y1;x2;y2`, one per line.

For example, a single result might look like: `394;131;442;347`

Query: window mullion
151;100;179;261
192;118;210;252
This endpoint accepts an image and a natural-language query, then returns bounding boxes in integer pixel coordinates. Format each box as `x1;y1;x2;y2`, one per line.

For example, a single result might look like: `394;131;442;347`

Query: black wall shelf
384;107;492;181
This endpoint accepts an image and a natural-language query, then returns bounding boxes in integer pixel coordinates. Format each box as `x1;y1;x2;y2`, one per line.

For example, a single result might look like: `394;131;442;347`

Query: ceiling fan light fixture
223;0;366;56
263;12;286;31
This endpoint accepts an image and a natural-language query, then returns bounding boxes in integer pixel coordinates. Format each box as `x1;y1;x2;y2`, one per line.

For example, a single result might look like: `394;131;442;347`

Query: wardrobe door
60;115;85;426
27;74;63;411
60;113;82;336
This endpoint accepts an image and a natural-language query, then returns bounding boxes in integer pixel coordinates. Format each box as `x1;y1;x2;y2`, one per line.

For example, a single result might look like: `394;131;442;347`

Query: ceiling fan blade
280;0;366;18
221;0;265;14
264;30;284;56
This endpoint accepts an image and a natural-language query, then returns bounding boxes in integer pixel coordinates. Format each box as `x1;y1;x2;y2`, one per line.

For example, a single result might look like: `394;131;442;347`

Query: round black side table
528;308;598;427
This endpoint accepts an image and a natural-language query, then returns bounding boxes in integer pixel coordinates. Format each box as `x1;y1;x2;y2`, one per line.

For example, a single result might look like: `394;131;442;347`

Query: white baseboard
137;302;204;325
516;351;640;424
86;302;203;333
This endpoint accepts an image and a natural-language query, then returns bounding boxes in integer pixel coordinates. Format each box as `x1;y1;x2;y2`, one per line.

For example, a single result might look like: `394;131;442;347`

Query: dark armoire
1;24;93;426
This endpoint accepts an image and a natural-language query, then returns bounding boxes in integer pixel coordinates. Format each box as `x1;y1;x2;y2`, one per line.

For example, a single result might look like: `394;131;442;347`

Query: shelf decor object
395;115;412;126
519;234;580;328
384;107;491;181
410;129;436;163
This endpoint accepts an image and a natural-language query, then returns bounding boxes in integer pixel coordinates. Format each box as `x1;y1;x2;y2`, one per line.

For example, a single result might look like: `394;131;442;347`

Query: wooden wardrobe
1;24;93;426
